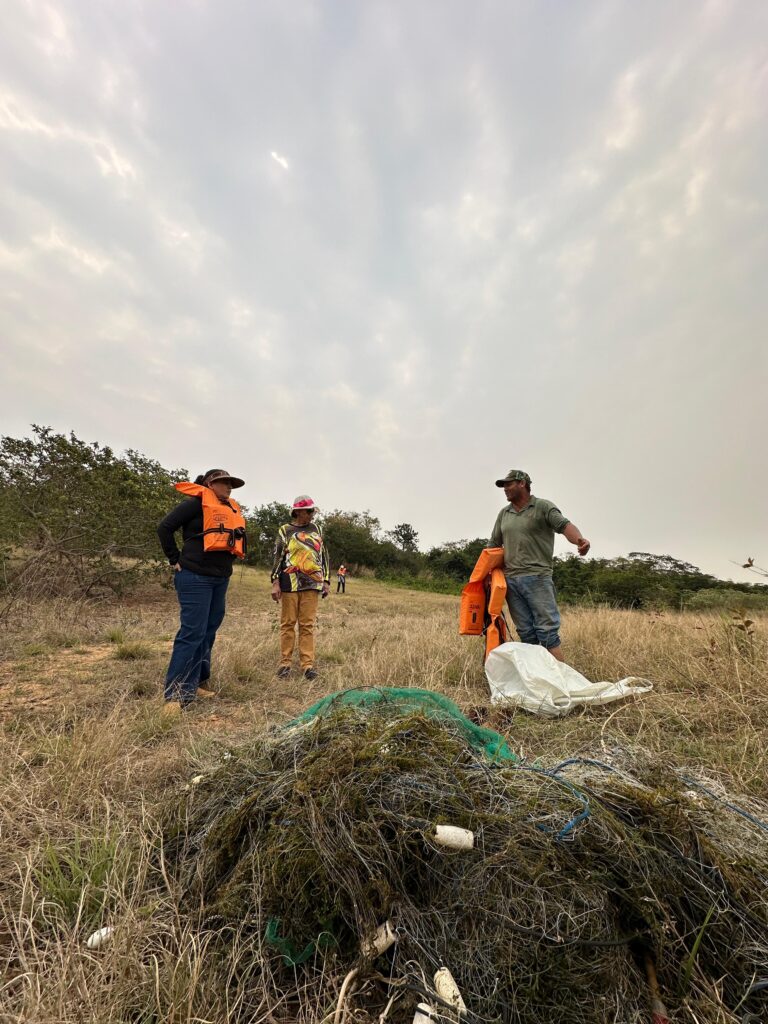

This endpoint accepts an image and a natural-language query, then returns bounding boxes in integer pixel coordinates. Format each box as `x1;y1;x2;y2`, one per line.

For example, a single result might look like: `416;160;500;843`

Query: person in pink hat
270;495;330;680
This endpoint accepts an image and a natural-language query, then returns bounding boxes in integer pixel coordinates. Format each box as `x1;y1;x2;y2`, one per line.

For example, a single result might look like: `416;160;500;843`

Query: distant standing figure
271;496;330;680
490;469;590;663
157;469;247;715
336;564;348;593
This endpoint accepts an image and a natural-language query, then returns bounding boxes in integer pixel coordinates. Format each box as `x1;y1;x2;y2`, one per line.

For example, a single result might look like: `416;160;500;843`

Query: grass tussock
0;567;766;1023
113;641;154;661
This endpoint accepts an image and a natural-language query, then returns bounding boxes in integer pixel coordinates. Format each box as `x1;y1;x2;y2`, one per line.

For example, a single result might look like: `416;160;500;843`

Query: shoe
196;686;216;698
276;666;291;679
161;701;182;718
303;667;318;681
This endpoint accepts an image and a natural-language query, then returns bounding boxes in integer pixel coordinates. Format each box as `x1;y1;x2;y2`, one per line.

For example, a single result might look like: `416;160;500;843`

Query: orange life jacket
468;547;505;582
458;580;486;635
459;547;509;658
174;482;247;559
484;566;509;659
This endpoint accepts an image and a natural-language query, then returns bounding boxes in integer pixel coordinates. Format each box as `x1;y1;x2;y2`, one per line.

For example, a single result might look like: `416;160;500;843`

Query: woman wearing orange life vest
157;468;247;715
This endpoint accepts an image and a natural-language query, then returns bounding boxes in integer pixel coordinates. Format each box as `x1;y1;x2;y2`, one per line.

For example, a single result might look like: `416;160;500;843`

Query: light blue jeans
505;574;561;649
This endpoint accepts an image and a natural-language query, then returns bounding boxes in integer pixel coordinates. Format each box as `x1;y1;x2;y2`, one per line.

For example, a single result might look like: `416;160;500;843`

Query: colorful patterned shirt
271;522;331;592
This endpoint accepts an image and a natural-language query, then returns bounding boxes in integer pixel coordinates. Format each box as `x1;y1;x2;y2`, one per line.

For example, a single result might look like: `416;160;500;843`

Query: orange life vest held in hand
459;547;503;635
459;547;509;658
484;566;509;659
459;580;485;635
174;482;247;559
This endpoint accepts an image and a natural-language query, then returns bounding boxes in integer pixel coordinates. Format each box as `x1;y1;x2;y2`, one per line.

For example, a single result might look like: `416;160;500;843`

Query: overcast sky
2;0;766;580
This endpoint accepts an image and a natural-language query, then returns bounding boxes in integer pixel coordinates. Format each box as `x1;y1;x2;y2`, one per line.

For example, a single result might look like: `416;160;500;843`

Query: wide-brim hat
205;469;245;488
495;469;531;487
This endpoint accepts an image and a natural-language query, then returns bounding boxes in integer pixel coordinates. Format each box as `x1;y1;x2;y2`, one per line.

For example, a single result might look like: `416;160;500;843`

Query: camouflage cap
495;469;532;488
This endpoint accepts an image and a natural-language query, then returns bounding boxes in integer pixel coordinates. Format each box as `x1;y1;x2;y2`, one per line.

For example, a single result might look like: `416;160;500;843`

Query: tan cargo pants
279;589;320;669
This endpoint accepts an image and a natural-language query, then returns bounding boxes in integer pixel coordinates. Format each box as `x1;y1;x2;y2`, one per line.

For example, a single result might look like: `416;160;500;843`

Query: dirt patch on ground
0;645;116;719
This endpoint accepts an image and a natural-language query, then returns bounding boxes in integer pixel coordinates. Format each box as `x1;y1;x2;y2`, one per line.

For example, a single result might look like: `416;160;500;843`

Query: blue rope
514;762;592;841
740;978;768;1023
555;799;591;840
550;757;619;775
537;757;768;840
678;775;768;834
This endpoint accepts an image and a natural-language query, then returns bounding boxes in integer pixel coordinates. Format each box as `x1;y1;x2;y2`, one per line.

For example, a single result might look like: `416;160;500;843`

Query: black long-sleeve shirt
157;498;236;578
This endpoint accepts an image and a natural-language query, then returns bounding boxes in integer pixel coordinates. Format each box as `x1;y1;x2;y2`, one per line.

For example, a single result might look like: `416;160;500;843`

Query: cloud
323;382;360;407
604;68;644;152
0;88;136;179
35;225;112;274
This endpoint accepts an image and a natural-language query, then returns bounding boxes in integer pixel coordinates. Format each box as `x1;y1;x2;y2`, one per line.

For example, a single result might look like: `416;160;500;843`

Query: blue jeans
505;574;561;649
165;570;229;704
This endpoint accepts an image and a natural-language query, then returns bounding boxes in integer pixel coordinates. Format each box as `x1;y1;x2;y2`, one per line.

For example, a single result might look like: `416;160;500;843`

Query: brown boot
161;701;182;718
196;686;216;698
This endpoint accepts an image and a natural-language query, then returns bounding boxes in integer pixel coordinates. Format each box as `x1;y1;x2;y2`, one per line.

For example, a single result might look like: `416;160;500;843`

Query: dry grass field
1;568;766;1023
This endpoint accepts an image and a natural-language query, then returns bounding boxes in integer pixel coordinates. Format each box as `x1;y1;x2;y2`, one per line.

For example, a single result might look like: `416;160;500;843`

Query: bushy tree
627;552;702;575
592;561;670;609
553;554;598;603
386;523;419;552
426;538;487;582
0;426;184;597
320;510;384;569
245;501;292;567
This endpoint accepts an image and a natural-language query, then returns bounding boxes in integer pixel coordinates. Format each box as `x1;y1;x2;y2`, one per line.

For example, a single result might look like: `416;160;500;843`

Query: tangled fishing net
164;688;768;1023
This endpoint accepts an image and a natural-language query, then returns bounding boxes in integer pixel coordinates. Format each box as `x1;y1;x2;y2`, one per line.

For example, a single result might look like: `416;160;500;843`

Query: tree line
1;427;766;611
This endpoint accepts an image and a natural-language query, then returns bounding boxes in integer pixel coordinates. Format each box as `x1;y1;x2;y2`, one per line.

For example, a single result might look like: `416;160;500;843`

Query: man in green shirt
490;470;590;663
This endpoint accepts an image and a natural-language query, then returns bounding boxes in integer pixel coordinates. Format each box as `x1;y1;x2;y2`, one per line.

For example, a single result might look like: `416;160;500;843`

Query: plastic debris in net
265;917;336;966
485;641;652;717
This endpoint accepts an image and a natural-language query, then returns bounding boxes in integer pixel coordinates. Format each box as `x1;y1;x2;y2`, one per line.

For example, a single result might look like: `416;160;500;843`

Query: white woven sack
485;641;652;718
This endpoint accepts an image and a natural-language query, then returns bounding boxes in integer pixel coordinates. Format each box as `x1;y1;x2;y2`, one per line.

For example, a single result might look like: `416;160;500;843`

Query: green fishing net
287;686;517;764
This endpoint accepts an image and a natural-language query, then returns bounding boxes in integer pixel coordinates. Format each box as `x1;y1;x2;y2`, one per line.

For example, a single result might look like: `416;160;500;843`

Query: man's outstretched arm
563;522;590;556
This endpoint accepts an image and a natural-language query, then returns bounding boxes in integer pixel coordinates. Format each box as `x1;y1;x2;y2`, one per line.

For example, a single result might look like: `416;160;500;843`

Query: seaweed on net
162;701;768;1024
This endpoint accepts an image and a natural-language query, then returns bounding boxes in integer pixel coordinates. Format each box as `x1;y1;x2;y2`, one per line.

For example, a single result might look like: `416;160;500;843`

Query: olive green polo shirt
489;496;570;577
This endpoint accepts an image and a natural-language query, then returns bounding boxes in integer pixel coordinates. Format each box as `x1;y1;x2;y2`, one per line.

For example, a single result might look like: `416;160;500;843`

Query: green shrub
687;588;768;611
